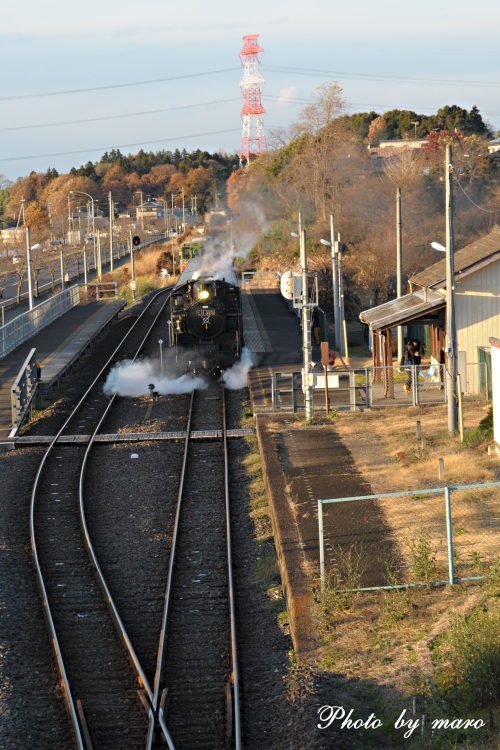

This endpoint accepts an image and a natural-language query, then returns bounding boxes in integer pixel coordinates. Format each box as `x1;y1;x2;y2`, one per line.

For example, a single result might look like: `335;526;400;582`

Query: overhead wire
262;64;500;88
0;67;240;102
401;197;426;214
0;128;242;163
451;168;500;213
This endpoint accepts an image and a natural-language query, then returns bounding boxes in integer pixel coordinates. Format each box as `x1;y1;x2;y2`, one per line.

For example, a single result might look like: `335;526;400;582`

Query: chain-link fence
318;482;500;591
370;363;487;408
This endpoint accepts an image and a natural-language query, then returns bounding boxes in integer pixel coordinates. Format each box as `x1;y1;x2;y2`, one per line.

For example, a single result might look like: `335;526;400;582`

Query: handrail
30;287;170;746
222;386;242;749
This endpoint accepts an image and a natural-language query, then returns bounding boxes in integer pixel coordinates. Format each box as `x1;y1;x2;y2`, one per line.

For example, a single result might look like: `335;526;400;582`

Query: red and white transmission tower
239;34;267;167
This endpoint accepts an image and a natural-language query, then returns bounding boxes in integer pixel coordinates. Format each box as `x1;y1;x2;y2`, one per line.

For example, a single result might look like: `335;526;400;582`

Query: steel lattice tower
239;34;267;167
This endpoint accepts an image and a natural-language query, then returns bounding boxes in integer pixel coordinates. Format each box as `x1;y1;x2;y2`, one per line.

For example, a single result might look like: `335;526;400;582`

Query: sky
1;0;500;182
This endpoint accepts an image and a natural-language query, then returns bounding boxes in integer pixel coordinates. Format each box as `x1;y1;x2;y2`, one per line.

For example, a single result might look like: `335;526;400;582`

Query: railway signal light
132;236;141;247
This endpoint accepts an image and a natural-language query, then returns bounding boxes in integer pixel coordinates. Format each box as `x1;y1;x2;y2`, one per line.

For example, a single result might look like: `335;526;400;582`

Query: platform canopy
360;288;445;332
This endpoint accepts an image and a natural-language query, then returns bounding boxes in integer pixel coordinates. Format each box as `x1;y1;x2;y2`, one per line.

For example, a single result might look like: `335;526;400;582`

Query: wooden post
386;329;395;399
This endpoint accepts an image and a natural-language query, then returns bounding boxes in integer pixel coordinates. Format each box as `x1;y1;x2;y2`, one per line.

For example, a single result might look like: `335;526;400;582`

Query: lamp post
321;214;340;348
135;190;144;231
445;144;458;435
70;189;95;241
26;227;33;310
292;218;313;421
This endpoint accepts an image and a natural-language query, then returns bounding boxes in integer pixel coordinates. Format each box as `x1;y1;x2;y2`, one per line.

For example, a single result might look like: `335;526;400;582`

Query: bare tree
382;148;423;189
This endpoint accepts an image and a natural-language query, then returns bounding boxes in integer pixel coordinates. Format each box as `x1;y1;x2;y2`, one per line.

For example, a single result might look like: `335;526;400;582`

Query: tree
368;116;388;144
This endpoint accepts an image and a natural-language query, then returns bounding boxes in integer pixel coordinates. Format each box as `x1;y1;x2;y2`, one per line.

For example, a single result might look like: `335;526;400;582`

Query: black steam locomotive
170;256;243;375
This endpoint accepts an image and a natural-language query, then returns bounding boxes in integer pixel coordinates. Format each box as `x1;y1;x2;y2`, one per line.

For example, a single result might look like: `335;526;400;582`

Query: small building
360;225;500;391
488;138;500;163
136;201;162;221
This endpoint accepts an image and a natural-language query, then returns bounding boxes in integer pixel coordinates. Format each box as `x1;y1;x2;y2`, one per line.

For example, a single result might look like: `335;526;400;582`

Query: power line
0;68;240;102
0;98;242;132
401;197;426;214
0;128;242;163
263;64;500;88
452;169;500;213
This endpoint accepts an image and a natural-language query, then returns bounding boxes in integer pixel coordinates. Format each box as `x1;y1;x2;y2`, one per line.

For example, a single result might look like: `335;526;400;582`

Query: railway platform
243;287;374;658
0;299;125;441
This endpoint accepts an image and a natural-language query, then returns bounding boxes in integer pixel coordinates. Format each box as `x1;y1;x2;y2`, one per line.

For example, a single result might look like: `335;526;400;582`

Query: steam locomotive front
186;281;226;339
171;269;242;375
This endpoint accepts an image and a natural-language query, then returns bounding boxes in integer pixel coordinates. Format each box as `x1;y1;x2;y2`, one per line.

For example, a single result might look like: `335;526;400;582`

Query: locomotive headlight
193;281;215;300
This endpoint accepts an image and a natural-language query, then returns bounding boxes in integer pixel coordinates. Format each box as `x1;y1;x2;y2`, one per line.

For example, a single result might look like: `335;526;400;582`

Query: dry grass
332;401;497;492
101;244;179;306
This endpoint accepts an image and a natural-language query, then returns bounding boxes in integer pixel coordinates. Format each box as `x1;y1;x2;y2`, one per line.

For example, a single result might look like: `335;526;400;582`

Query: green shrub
439;608;500;728
407;525;437;585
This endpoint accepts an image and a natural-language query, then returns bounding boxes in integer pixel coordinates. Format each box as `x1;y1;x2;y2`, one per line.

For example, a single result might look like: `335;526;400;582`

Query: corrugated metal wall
456;259;500;363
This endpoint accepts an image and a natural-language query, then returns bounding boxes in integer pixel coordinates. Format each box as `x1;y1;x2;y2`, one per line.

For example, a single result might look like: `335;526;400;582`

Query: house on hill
360;225;500;391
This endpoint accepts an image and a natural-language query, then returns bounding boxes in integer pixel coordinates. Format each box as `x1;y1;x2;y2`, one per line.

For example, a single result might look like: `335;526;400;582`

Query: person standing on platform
401;341;415;392
311;306;320;345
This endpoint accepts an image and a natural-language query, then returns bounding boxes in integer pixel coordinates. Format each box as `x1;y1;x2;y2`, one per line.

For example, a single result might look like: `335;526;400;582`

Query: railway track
31;288;242;749
31;290;173;749
153;386;241;750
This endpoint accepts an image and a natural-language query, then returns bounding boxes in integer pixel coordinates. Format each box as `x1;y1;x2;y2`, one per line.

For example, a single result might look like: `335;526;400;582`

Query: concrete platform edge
255;416;317;662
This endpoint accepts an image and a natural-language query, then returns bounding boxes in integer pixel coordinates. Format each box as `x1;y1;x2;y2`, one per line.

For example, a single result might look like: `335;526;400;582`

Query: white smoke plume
191;205;267;282
191;236;239;281
103;359;207;397
222;347;255;390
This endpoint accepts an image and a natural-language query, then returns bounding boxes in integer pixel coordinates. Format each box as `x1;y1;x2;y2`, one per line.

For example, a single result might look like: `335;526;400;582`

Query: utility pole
182;187;185;233
129;229;136;301
300;226;313;421
330;214;340;349
26;227;33;310
60;246;65;292
97;228;102;280
337;232;345;356
83;242;88;300
445;144;458;435
396;188;403;362
109;191;114;272
47;200;53;241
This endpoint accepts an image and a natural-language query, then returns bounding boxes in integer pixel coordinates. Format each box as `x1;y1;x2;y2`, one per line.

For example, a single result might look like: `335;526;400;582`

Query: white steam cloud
222;347;255;390
191;236;239;281
103;359;207;397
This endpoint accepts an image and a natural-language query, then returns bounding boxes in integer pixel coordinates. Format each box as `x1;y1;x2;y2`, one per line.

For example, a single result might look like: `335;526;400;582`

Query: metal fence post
318;499;325;591
445;487;454;584
292;372;298;413
365;367;370;408
412;366;417;407
271;373;275;412
349;370;356;411
485;361;490;401
259;272;263;289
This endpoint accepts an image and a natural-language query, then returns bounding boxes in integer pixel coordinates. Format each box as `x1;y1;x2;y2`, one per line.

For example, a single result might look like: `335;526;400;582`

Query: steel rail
222;386;242;749
155;389;194;747
78;292;171;707
78;295;170;703
30;288;171;747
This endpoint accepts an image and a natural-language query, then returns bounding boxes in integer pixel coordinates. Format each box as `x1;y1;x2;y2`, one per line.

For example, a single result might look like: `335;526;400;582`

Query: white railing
241;271;282;289
82;282;118;301
10;347;37;436
0;285;80;359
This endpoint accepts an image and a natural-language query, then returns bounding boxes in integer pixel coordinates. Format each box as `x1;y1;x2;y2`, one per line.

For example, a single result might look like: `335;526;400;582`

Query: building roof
359;288;445;331
410;225;500;290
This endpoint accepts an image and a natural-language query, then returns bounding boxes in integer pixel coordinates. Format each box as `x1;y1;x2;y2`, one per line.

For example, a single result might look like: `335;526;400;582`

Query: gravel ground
0;448;73;749
0;290;379;748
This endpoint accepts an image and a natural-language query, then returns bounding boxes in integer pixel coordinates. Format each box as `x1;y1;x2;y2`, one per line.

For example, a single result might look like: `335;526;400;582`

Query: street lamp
291;226;313;421
70;190;95;241
411;121;420;140
431;242;446;252
135;190;144;231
